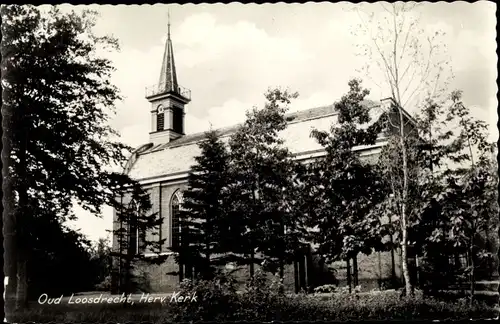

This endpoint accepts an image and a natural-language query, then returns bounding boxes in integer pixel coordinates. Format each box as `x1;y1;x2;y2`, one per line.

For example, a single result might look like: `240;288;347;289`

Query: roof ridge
138;99;384;154
145;104;336;153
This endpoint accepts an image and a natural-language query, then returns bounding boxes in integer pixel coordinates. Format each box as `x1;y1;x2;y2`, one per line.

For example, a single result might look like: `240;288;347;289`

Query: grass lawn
6;290;499;323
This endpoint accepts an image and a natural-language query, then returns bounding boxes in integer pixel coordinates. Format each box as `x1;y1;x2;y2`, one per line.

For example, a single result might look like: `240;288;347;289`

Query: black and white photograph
2;1;499;322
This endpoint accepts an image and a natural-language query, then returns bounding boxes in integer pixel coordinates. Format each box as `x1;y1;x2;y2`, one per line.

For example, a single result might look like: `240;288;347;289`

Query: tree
429;91;498;303
227;88;301;280
171;129;231;280
111;186;167;295
89;237;113;291
24;210;102;298
1;5;141;308
349;2;454;296
386;88;498;299
407;96;456;292
350;2;453;109
307;79;388;291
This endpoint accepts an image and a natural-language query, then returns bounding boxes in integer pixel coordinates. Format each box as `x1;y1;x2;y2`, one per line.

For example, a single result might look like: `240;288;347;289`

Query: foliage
410;90;498;297
226;88;305;278
111;186;168;294
306;79;388;266
2;4;131;219
25;212;99;298
169;277;497;321
89;238;113;291
9;278;497;323
2;4;165;303
372;87;498;297
313;284;338;293
169;270;240;322
171;129;232;280
351;2;455;296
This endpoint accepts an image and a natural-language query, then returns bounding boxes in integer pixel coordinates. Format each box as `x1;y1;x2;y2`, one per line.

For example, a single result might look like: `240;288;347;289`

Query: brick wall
133;255;180;292
113;178;405;293
127;250;403;293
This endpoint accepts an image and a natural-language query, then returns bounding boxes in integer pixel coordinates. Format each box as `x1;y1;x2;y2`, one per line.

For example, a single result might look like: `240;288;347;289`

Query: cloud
174;13;311;69
102;11;323;146
54;4;496;243
186;98;251;133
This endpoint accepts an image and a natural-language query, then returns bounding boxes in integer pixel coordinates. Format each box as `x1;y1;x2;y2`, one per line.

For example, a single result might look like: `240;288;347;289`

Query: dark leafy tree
1;5;147;308
89;237;113;291
426;91;498;303
379;89;498;300
111;186;167;295
227;88;302;280
25;211;99;298
351;3;455;296
171;130;231;280
307;79;388;291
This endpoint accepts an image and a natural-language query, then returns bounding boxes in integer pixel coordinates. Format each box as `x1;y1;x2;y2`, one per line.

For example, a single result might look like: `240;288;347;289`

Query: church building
112;19;409;293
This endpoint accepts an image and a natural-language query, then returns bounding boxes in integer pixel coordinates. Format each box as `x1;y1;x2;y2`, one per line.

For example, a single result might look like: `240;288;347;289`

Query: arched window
157;105;165;131
128;200;146;255
171;191;184;248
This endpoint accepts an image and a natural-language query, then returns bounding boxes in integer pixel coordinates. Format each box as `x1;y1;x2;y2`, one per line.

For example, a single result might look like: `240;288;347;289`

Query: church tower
145;13;191;145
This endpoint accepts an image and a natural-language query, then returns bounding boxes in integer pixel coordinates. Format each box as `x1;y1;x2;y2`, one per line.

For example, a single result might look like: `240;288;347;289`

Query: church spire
159;10;178;93
145;10;190;146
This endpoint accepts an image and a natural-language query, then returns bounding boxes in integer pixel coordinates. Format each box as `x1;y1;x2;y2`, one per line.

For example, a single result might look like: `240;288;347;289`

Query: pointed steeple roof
159;11;178;94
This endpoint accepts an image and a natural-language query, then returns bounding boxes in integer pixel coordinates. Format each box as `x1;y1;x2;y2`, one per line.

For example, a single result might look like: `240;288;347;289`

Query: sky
58;2;498;243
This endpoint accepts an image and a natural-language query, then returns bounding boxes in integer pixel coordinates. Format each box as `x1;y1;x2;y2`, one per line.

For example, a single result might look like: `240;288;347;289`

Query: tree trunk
206;221;211;280
15;258;28;310
250;248;255;279
179;262;184;282
298;254;306;292
415;254;420;288
279;221;285;290
279;257;284;281
16;131;29;310
122;257;132;308
353;254;359;287
469;242;475;305
3;197;17;305
398;106;413;297
206;250;210;280
388;216;397;284
401;210;412;296
346;258;352;293
250;186;257;280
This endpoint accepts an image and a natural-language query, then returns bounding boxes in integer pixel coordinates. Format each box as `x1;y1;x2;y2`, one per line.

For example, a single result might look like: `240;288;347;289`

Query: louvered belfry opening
157;112;165;131
172;107;183;134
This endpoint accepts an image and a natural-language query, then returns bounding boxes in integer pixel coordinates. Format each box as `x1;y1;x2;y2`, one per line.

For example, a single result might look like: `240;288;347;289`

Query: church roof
125;99;387;181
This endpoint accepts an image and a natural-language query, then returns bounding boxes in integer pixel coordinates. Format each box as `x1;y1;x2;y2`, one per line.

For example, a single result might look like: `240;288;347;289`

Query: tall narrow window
128;200;146;255
171;191;183;248
157;105;165;131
